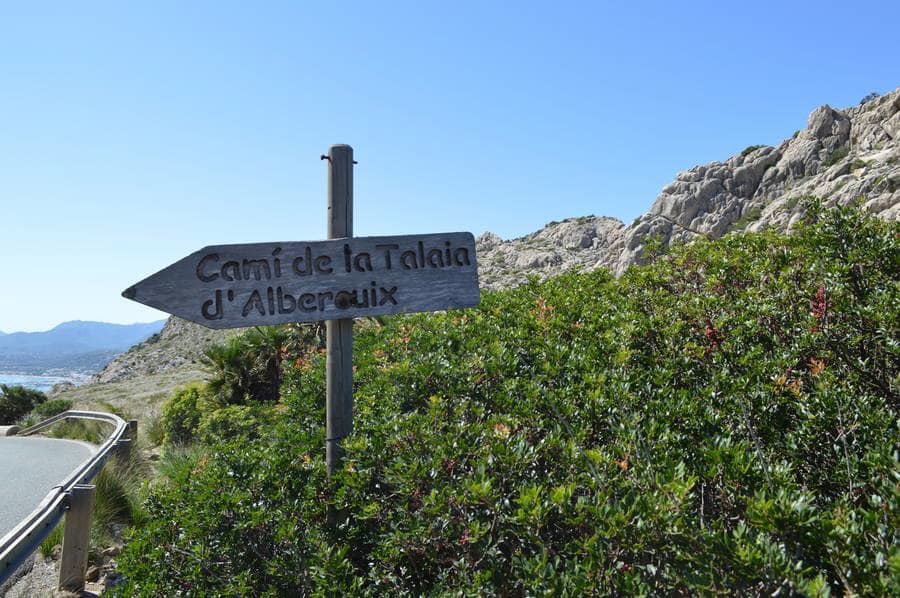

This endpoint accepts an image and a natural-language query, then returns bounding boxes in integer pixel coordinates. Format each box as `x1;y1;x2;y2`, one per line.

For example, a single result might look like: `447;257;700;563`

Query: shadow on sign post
123;144;480;480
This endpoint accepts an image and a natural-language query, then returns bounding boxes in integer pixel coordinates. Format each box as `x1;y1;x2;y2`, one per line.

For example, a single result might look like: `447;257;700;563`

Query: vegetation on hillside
157;325;325;445
0;384;46;424
114;204;898;596
37;448;149;580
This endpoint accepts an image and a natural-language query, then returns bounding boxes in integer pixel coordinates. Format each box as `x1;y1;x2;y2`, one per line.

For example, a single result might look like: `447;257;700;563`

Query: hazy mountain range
0;320;165;375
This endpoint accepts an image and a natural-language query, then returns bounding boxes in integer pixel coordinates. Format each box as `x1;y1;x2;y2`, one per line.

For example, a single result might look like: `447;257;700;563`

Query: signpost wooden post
123;144;480;477
325;144;354;476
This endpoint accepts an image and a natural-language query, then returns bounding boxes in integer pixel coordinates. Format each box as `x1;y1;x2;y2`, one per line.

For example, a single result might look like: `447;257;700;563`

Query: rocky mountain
0;320;165;374
479;88;900;288
90;88;900;385
93;316;241;383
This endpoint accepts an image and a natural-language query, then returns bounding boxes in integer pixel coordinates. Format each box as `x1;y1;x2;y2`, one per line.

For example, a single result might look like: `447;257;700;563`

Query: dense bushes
196;404;270;444
33;398;73;419
160;385;208;445
204;326;311;405
114;205;898;596
159;383;270;446
0;384;46;424
157;324;324;445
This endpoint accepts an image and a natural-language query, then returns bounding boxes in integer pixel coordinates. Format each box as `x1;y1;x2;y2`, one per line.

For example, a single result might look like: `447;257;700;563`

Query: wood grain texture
123;232;480;329
58;484;94;592
326;144;354;479
327;144;353;239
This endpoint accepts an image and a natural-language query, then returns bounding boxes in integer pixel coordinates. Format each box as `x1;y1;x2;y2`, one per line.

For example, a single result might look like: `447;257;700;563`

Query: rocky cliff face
93;317;239;383
477;216;626;288
478;88;900;288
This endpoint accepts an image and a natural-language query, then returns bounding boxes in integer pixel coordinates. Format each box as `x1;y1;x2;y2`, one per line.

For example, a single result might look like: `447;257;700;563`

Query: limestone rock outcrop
478;88;900;287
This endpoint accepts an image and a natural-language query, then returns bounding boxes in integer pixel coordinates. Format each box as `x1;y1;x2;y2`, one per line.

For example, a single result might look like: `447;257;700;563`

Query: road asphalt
0;437;95;541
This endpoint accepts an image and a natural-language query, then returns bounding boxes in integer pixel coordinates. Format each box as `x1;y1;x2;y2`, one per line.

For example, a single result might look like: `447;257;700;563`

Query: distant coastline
0;319;166;392
0;372;90;393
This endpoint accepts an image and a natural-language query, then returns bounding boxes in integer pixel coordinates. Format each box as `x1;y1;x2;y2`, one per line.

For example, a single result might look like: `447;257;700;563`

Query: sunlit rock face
477;88;900;287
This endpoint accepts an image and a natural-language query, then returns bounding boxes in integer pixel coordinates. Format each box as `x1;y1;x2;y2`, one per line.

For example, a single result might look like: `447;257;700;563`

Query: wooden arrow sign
122;232;480;329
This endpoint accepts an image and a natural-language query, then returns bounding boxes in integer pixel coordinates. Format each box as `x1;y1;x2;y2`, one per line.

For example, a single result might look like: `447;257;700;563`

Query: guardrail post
58;484;95;592
127;419;138;441
115;438;132;462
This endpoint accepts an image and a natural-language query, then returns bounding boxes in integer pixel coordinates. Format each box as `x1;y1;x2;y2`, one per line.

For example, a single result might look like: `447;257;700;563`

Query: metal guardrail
0;410;129;587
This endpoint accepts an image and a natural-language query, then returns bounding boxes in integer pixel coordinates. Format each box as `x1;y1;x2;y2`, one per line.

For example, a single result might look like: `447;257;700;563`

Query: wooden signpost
123;144;480;475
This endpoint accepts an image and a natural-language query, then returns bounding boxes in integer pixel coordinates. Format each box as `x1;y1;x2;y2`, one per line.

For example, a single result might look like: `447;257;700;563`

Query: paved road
0;438;95;540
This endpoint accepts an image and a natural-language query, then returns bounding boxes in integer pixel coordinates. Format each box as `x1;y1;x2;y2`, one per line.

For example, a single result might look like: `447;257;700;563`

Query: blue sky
1;1;897;331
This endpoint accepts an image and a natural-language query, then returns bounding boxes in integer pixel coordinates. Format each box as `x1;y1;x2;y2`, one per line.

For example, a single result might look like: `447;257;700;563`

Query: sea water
0;373;87;393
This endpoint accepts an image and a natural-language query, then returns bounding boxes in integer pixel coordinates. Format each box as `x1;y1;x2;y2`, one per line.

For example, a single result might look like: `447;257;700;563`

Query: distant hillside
93;317;240;384
56;317;242;424
0;320;165;374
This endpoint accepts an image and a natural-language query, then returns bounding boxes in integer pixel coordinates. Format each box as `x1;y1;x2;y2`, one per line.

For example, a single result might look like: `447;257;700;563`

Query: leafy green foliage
152;444;205;482
114;205;898;596
203;326;309;405
32;398;73;419
38;524;63;559
48;418;106;443
849;158;868;172
157;323;325;446
197;404;269;444
729;206;763;231
741;144;765;157
823;145;850;167
160;384;209;445
0;384;46;424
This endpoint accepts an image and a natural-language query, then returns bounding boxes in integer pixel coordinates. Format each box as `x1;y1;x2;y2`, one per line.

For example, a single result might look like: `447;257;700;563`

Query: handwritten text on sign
123;233;480;329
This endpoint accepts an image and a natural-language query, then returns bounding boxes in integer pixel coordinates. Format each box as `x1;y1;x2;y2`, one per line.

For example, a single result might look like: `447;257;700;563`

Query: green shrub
849;158;868;172
89;452;150;554
0;384;46;424
49;418;105;443
728;206;763;231
197;405;267;444
114;205;899;596
91;468;135;550
154;444;206;484
823;145;849;167
38;524;63;559
144;412;165;447
32;398;73;419
37;454;148;562
203;327;293;405
160;385;208;445
741;144;765;157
